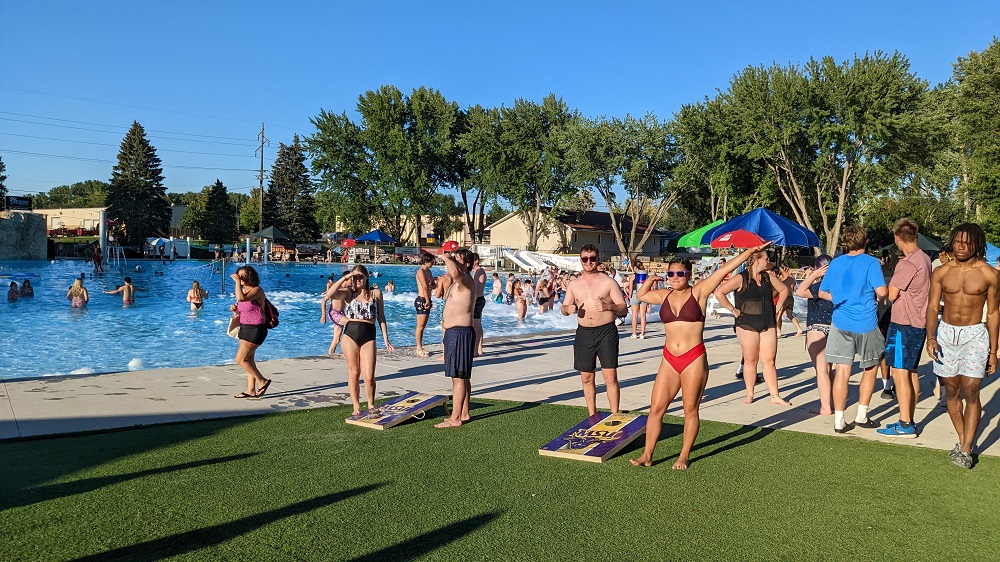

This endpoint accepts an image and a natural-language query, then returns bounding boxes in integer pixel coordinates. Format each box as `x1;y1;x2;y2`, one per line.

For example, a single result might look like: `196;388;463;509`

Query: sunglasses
664;271;690;278
580;256;599;263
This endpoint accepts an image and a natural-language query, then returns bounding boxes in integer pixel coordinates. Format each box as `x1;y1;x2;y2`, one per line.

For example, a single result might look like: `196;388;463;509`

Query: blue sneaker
877;421;917;439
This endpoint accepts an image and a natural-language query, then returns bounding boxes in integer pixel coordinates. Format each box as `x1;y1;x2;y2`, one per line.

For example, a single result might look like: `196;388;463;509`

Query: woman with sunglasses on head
323;264;395;415
630;243;772;470
230;266;271;399
713;248;792;406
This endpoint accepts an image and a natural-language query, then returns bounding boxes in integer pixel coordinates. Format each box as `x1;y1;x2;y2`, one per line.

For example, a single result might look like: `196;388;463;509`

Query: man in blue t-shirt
819;225;888;434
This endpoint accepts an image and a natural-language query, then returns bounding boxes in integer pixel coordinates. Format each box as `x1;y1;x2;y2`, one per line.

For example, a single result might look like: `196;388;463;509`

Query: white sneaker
631;334;638;339
639;334;645;339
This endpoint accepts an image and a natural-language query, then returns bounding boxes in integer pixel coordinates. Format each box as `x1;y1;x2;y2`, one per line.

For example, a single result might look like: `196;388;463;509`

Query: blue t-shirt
819;253;885;333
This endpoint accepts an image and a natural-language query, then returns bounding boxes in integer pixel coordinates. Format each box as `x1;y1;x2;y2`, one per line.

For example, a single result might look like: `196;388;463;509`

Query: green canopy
677;220;725;248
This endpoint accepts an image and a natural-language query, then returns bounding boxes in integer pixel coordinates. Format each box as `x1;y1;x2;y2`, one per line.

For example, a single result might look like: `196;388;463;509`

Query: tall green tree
31;180;108;209
266;135;318;242
0;155;7;200
105;121;170;246
457;105;505;244
306;110;372;236
239;188;263;235
954;38;1000;237
180;180;236;242
725;53;931;254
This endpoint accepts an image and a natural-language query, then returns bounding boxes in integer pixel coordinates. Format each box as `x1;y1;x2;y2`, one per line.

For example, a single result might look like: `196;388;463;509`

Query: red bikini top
659;292;706;323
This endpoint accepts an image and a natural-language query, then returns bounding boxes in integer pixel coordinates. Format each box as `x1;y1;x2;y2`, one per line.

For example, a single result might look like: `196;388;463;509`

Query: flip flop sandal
235;392;254;398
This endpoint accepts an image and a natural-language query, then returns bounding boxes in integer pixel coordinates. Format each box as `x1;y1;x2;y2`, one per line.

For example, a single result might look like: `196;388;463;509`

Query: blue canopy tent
700;207;820;248
355;229;399;244
986;242;1000;267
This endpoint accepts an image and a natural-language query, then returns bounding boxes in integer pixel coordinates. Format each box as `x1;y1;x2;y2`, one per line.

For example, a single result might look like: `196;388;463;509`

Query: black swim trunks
414;296;431;315
193;301;203;309
573;321;619;372
443;326;475;379
473;296;486;320
239;323;268;346
538;297;549;305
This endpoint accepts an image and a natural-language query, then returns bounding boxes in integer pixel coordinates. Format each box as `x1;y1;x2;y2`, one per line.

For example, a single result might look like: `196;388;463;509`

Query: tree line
17;38;999;254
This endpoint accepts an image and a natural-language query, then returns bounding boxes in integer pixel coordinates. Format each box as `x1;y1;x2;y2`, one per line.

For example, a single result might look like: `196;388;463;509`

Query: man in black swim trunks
561;244;629;416
414;252;436;357
435;249;477;428
471;253;487;356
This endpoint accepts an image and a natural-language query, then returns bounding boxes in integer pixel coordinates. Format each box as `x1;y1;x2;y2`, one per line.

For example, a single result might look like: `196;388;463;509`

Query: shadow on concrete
71;483;386;561
2;452;261;511
345;511;502;562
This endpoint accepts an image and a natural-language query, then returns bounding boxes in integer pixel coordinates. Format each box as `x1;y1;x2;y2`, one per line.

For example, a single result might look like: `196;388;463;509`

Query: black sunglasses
664;271;689;278
580;256;598;263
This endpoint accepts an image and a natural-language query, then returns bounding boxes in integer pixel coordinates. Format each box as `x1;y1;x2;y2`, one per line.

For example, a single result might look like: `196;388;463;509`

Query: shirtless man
505;273;516;305
414;253;436;357
435;249;477;428
471;253;487;356
104;276;140;306
561;244;629;416
926;223;998;469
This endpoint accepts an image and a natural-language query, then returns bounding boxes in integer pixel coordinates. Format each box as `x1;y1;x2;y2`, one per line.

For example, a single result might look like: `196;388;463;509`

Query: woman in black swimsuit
324;265;395;415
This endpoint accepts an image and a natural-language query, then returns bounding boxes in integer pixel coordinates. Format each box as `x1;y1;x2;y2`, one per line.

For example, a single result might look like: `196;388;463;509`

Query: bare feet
434;355;444;363
351;409;361;416
795;330;803;337
460;416;471;422
415;348;429;358
629;455;652;467
672;458;689;470
742;394;754;404
434;418;462;428
770;394;792;406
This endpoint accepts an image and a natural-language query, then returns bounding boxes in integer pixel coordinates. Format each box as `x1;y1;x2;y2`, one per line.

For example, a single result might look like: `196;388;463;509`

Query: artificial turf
1;400;998;561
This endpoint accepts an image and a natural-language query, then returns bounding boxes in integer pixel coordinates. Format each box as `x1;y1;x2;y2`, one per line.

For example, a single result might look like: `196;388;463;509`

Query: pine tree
202;180;236;242
0;154;8;200
105;122;170;246
266;135;318;242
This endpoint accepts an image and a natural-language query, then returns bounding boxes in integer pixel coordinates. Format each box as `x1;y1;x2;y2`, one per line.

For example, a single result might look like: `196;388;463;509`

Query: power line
0;117;261;147
0;86;300;131
0;111;263;141
0;132;273;160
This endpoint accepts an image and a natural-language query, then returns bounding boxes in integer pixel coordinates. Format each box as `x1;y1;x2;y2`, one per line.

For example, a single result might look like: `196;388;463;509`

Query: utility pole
255;123;269;232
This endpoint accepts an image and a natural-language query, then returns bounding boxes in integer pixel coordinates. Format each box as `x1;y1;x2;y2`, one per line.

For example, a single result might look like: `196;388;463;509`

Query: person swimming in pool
66;278;89;308
630;242;773;470
104;277;142;306
187;280;208;310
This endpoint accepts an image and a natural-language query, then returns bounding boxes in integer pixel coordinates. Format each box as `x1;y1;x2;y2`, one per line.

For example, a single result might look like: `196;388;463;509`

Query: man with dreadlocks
926;223;999;469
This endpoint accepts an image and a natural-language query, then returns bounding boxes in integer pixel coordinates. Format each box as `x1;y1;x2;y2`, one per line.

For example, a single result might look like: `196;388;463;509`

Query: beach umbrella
710;229;766;249
442;240;459;252
678;220;724;249
341;238;356;248
701;207;820;248
355;229;399;244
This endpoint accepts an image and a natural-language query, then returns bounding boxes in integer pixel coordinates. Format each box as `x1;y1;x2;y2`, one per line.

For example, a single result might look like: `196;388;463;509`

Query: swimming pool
0;259;584;379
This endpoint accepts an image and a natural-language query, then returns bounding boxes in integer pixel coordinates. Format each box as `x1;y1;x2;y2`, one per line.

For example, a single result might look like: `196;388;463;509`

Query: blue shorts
885;322;926;371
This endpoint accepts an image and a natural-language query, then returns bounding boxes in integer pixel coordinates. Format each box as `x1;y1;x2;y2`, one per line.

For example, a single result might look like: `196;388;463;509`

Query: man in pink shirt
877;218;933;438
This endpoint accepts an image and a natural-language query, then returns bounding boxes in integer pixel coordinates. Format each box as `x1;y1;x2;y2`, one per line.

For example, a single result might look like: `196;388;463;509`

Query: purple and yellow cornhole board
345;391;448;430
538;412;648;463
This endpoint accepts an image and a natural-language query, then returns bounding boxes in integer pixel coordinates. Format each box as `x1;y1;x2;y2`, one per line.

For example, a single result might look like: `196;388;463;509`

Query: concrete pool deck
4;318;1000;457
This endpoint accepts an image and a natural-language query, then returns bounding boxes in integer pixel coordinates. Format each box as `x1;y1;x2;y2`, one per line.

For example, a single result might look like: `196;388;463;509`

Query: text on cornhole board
538;412;647;463
345;392;448;430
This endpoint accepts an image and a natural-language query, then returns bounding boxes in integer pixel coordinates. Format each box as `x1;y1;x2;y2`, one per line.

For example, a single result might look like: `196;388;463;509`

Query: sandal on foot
235;392;254;399
255;379;272;397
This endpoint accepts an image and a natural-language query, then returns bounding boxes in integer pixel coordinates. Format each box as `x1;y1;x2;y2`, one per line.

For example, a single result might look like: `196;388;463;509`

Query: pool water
0;259;585;379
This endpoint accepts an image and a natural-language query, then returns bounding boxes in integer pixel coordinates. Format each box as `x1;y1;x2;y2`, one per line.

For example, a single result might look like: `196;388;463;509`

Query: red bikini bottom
662;342;707;373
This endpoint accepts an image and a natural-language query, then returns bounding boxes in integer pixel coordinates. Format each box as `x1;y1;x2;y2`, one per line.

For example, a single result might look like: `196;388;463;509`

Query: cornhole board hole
345;391;448;430
538;412;647;463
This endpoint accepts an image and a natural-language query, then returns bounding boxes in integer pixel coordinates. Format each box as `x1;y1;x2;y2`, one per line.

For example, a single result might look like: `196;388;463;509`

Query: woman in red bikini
630;242;772;470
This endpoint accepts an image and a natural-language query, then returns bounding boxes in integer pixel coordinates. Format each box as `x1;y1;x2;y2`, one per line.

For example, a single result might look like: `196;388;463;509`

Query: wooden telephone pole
255;123;269;231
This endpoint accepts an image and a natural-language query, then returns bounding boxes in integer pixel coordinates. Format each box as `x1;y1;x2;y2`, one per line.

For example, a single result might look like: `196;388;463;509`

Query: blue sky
1;1;997;200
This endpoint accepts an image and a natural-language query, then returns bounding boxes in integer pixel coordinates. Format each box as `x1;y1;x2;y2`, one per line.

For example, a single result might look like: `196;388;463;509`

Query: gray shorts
825;325;885;369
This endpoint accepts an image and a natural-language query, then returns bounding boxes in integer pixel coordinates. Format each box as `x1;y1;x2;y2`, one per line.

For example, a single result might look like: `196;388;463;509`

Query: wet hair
814;254;832;269
124;276;132;284
10;282;17;289
237;266;260;287
666;258;693;272
192;281;201;290
842;225;868;252
420;252;435;265
580;244;599;258
892;218;919;243
947;223;987;260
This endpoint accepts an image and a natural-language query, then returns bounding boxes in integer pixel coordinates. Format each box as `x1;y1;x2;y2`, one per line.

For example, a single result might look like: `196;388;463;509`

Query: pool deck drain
3;318;1000;457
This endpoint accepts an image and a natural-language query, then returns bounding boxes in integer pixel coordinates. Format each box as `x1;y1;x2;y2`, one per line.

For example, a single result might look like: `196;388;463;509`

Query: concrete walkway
3;319;1000;456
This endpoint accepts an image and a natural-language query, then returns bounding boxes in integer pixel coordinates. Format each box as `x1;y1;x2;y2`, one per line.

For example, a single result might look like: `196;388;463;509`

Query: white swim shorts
932;321;990;379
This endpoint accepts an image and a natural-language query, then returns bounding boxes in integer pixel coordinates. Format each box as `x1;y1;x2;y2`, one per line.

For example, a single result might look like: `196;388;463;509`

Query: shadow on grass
3;452;261;511
345;511;502;562
70;483;387;562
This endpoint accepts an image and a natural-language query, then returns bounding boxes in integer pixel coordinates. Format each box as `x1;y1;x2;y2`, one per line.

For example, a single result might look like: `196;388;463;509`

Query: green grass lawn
1;400;997;561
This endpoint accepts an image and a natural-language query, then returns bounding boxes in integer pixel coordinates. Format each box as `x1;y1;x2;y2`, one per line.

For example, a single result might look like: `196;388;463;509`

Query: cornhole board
538;412;647;463
345;391;448;430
